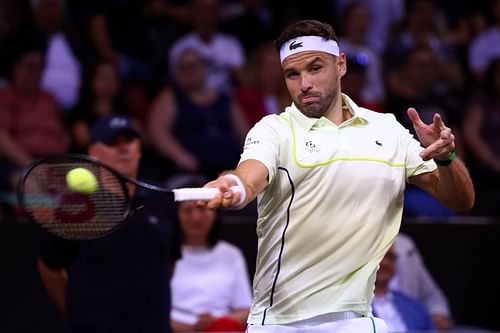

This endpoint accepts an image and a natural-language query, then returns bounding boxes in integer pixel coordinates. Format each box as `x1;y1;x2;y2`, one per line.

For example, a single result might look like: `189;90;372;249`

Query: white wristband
223;174;247;208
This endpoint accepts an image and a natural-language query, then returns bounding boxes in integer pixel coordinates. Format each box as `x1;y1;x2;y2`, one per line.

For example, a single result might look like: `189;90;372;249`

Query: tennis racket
17;154;239;240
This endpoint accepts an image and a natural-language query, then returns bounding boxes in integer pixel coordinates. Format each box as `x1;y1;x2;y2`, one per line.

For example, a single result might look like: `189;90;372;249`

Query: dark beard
295;89;337;118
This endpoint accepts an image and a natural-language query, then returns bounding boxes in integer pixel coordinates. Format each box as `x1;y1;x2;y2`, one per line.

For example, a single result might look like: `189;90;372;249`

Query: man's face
282;51;346;118
13;51;44;93
88;134;141;177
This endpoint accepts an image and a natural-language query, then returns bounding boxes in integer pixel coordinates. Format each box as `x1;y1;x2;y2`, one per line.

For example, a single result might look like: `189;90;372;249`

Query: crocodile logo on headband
289;40;303;50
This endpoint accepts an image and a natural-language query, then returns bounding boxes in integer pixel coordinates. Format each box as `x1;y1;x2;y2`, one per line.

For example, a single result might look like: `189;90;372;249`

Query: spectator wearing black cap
38;114;182;333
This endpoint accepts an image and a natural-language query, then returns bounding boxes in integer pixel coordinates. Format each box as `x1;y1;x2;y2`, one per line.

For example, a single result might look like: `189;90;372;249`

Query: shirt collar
288;93;369;131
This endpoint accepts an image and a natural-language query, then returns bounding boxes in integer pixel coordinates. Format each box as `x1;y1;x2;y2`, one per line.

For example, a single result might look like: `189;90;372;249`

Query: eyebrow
284;56;326;74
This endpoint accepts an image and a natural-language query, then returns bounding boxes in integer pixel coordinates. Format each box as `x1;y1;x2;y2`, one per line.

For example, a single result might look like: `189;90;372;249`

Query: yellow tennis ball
66;167;98;194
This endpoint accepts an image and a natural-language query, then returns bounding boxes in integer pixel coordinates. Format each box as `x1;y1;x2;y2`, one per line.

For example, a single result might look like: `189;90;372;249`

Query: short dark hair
274;19;339;51
169;174;221;248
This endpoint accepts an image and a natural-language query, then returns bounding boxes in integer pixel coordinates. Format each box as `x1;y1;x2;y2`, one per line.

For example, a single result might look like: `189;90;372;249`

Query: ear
337;53;347;77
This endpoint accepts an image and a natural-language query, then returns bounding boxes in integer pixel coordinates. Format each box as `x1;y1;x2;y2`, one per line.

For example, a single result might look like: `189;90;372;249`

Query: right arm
148;88;199;172
462;103;500;172
37;258;67;316
88;14;119;63
204;159;269;210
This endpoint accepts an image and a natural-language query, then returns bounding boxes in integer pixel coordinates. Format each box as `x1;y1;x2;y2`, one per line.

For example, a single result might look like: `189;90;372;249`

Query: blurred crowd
1;0;500;220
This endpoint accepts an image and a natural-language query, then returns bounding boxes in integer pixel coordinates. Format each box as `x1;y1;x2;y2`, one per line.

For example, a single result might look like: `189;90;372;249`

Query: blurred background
0;0;499;332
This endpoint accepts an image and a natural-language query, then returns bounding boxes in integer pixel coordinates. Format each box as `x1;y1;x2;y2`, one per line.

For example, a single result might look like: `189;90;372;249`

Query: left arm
226;308;250;324
407;108;474;211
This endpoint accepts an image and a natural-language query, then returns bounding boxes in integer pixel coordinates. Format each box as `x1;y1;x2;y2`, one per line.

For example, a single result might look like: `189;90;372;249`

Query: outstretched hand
407;107;455;161
197;175;243;210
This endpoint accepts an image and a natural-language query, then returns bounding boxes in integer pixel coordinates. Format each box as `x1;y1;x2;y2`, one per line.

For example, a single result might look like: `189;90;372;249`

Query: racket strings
21;157;128;240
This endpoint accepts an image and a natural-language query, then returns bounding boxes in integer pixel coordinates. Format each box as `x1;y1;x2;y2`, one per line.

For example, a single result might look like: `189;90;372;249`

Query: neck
326;94;350;125
185;238;209;247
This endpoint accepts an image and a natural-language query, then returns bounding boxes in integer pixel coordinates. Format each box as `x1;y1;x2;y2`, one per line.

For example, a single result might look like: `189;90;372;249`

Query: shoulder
395;233;416;252
214;32;243;46
358;107;398;124
250;112;288;130
216;240;245;258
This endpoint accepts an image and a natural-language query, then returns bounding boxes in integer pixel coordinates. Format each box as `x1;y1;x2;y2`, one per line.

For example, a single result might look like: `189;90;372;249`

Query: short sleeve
396;121;437;180
239;116;281;183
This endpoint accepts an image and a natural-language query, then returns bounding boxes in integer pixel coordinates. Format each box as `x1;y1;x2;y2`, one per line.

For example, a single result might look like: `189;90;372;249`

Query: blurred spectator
168;175;252;332
0;0;87;111
386;46;461;217
220;0;277;54
385;0;465;93
386;46;463;149
373;244;436;332
148;47;248;179
468;0;500;82
234;42;289;126
342;53;381;111
462;58;500;216
169;0;246;94
333;0;405;55
391;233;453;331
82;0;171;93
67;60;134;154
0;36;68;189
0;0;24;57
38;115;181;333
338;2;385;111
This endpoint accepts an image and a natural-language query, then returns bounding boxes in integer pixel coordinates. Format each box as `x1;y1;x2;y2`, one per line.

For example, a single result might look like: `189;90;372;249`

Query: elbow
446;191;475;212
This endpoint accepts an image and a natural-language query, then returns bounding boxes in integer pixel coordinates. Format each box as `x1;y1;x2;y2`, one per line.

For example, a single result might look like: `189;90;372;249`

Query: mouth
299;95;320;104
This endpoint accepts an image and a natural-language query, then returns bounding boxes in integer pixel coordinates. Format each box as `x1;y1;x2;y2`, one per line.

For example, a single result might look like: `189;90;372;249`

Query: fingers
199;178;242;210
433;113;443;130
433;113;446;138
221;186;242;208
420;129;455;160
407;108;424;128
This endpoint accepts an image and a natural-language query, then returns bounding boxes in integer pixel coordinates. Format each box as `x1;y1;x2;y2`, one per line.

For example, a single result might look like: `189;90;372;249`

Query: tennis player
202;20;475;333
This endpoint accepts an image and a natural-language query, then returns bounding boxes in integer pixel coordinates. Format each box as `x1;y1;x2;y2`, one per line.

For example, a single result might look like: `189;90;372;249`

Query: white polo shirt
240;94;436;325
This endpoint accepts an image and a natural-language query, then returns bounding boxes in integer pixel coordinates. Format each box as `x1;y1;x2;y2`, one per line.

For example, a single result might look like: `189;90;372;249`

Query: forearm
223;160;269;207
89;15;117;61
226;308;249;323
37;258;67;315
205;159;268;210
153;133;189;161
433;158;475;211
170;319;194;332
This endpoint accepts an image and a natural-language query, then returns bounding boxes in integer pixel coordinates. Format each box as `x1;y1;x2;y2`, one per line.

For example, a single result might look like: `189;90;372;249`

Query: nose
299;74;312;92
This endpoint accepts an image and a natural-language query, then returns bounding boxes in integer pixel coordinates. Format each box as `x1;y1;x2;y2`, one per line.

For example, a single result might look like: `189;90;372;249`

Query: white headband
279;36;340;64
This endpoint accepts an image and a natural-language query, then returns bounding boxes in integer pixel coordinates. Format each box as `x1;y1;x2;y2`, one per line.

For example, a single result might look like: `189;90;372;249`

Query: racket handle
172;186;242;202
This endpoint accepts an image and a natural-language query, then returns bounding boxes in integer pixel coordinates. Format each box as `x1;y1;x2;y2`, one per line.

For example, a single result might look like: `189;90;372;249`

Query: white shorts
247;316;388;333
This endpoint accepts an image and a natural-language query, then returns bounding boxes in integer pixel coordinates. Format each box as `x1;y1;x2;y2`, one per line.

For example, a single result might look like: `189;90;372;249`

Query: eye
286;70;299;79
311;65;322;73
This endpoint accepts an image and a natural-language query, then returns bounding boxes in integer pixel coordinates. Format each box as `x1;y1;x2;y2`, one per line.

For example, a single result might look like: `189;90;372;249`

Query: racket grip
172;186;242;202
